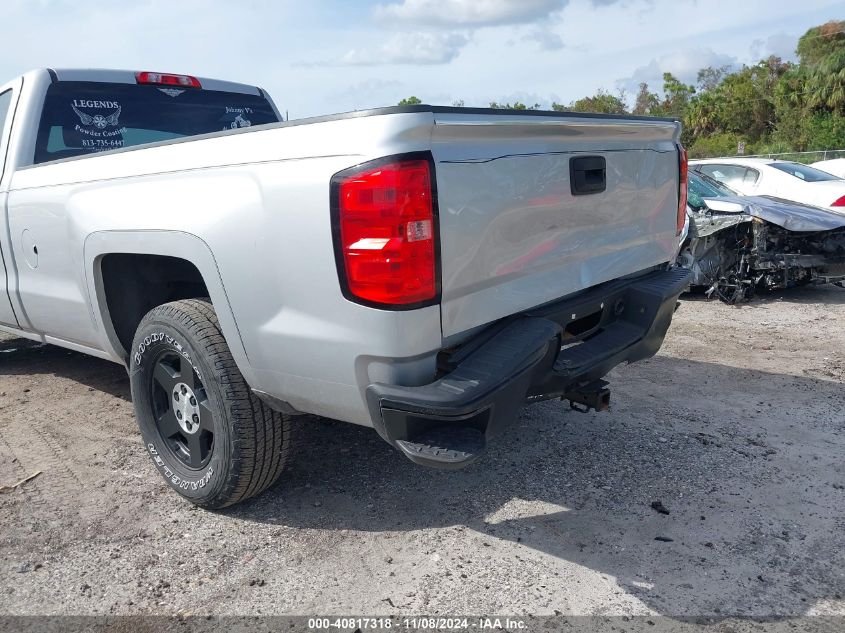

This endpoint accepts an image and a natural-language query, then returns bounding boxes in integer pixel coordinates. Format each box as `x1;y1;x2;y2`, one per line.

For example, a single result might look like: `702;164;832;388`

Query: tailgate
431;111;681;339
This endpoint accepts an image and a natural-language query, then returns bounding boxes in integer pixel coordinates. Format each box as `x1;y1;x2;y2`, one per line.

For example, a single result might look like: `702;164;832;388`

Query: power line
790;27;845;42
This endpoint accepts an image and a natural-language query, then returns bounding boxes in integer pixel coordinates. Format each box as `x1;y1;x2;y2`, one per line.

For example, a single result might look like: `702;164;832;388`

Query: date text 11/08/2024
307;617;528;630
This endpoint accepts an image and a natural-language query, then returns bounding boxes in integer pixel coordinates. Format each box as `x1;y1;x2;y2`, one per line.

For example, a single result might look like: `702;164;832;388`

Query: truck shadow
1;333;842;617
231;355;844;618
0;335;131;400
682;283;845;306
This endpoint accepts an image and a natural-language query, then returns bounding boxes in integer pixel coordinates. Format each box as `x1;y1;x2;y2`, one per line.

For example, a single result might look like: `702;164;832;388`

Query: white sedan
811;157;845;179
691;157;845;212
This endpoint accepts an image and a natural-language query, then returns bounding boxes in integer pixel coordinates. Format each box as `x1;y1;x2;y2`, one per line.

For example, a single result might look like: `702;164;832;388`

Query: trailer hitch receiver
564;380;611;413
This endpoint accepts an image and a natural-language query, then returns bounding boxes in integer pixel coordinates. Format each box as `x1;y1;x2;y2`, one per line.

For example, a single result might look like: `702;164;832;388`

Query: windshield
34;81;280;164
688;171;737;210
770;162;841;182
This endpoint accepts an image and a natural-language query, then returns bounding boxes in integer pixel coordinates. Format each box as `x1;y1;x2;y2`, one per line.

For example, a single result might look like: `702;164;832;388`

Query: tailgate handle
569;156;606;196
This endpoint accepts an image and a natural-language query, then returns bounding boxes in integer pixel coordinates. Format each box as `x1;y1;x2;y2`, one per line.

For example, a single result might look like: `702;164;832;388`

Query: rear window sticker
230;114;251;129
72;100;121;130
223;106;253;130
69;99;126;151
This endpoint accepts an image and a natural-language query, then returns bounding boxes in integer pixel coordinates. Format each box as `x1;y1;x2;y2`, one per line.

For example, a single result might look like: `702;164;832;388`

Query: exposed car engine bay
680;217;845;303
677;171;845;303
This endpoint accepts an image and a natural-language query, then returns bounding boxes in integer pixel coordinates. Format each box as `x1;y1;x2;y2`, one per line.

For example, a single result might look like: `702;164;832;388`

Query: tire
129;299;293;508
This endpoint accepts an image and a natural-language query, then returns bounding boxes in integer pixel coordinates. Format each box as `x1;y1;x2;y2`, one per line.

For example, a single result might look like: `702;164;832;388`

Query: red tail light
678;145;688;235
832;195;845;207
331;154;439;308
136;71;201;88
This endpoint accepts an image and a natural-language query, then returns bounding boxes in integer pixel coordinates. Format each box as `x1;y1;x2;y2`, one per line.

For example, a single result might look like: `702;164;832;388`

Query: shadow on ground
1;332;842;616
0;336;130;400
682;282;845;306
227;355;845;616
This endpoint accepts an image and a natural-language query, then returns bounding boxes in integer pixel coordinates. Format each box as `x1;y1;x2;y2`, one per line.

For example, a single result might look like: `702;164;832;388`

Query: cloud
324;78;408;112
750;32;799;62
590;0;652;6
522;27;564;50
618;48;738;92
328;78;404;100
339;32;470;66
374;0;568;28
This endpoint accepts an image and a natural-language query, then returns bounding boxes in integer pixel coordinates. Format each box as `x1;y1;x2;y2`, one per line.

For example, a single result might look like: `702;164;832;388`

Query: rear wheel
129;299;293;508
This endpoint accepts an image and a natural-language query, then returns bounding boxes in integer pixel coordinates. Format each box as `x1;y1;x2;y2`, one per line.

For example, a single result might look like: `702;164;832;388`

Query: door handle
570;156;606;196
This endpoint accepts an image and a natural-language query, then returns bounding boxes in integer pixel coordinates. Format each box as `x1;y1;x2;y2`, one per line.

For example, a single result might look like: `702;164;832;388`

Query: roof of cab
45;68;264;96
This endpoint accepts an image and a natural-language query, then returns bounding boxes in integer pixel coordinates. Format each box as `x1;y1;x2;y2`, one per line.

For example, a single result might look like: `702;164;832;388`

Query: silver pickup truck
0;68;691;508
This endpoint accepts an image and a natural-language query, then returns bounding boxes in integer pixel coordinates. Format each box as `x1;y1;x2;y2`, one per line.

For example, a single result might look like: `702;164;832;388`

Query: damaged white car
678;172;845;302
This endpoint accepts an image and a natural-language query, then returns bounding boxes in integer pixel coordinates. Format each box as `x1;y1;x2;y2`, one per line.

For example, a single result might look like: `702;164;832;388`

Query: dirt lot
1;286;844;619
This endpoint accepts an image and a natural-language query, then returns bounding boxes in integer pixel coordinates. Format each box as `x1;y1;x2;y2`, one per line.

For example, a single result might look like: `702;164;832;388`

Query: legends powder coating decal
70;99;125;150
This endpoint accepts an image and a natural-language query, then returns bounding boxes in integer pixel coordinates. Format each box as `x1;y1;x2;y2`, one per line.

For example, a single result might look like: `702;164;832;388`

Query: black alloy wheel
149;349;214;470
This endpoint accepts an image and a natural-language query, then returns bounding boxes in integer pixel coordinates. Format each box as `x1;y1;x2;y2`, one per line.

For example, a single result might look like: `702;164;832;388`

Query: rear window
770;162;840;182
695;163;759;188
34;81;280;164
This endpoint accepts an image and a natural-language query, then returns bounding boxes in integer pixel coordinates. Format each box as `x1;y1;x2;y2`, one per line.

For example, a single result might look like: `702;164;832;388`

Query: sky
2;0;844;119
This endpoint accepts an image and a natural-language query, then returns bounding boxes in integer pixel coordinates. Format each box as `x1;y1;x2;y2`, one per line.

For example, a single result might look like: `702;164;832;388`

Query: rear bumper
366;266;691;468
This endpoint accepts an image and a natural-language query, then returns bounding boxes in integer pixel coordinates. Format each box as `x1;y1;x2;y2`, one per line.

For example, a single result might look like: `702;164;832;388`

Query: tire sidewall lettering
146;442;214;491
134;332;203;383
136;330;212;495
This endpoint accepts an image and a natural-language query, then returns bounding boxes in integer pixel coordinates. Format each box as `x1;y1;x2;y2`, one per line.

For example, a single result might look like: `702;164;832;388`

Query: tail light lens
677;145;688;235
832;195;845;207
331;154;439;308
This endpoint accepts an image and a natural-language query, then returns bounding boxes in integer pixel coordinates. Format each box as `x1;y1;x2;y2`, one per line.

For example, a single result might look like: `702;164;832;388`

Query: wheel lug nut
192;414;199;423
190;396;196;406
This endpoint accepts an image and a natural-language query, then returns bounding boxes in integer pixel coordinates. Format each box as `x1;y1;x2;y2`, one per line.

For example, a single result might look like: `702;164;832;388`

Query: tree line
398;20;845;158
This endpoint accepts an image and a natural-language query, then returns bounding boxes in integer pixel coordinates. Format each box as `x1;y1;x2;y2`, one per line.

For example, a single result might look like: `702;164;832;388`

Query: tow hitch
564;379;611;413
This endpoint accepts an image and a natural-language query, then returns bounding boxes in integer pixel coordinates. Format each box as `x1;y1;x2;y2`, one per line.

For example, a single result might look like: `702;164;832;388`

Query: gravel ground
0;285;844;619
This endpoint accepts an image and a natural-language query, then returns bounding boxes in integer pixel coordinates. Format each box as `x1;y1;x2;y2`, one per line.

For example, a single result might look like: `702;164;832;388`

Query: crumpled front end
679;209;845;302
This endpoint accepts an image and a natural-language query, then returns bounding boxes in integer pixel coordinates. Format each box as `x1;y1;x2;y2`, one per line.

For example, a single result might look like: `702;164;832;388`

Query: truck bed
13;105;680;343
7;103;681;427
